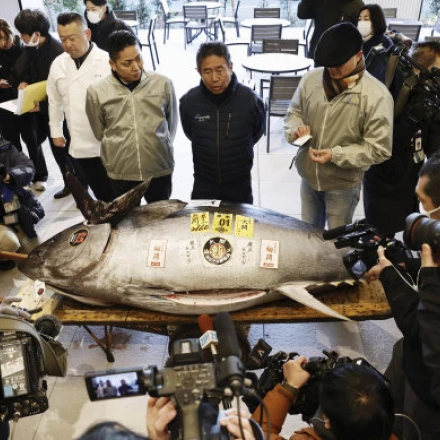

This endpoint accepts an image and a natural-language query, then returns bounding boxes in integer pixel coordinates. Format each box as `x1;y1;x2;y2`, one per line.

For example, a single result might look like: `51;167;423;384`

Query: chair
382;8;397;18
140;15;159;70
159;0;187;44
254;8;281;18
114;10;139;34
260;39;299;96
183;5;215;48
299;19;314;58
265;75;301;153
221;0;240;37
217;16;249;46
248;24;282;56
388;23;422;42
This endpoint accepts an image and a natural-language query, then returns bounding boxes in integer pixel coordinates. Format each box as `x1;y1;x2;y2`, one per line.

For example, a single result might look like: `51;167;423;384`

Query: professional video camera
0;315;67;423
322;219;413;280
243;339;386;423
84;312;255;440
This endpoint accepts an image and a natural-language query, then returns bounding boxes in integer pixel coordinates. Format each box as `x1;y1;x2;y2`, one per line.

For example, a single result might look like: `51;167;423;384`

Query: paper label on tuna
190;212;210;233
237;240;257;266
179;239;200;265
34;280;46;300
234;215;254;238
187;200;221;207
260;240;280;269
212;213;233;235
147;239;167;268
202;237;233;267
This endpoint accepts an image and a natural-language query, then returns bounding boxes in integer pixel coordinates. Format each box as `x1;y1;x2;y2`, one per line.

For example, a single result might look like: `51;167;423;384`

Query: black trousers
109;174;172;204
192;175;253;204
0;109;22;151
76;157;114;202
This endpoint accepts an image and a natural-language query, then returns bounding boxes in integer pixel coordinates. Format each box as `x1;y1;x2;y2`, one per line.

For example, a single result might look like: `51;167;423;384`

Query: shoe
33;181;47;191
0;260;16;271
54;187;71;199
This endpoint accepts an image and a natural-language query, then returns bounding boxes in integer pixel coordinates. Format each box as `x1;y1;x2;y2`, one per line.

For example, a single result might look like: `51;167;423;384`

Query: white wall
369;0;422;19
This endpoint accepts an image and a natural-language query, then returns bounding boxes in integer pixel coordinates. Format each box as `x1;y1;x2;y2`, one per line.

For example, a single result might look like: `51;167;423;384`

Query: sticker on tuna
234;215;254;238
203;237;232;266
70;229;88;246
260;240;280;269
212;213;233;234
147;239;167;268
190;212;210;233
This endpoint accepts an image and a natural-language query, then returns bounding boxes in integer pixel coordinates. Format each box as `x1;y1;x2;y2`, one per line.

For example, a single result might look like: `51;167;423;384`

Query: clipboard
0;80;47;115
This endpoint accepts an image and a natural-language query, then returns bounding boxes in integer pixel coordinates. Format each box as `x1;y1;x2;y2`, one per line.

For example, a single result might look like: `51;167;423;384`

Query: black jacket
0;35;23;103
380;266;440;409
417;268;440;407
179;73;265;185
362;33;393;58
0;140;44;238
298;0;365;59
85;8;134;52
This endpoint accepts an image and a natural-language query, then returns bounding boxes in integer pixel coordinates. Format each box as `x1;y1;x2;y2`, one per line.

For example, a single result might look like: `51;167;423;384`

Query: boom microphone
322;218;368;241
34;315;62;338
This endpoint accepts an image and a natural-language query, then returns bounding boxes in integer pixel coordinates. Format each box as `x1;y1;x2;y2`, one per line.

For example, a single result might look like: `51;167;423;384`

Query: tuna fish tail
66;172;151;225
273;283;351;321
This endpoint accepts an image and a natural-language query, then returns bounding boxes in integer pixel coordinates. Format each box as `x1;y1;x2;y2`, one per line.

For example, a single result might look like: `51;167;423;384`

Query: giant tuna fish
19;175;354;320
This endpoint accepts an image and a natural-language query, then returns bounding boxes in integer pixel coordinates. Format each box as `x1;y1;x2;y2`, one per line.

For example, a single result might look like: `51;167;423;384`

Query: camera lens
403;213;440;253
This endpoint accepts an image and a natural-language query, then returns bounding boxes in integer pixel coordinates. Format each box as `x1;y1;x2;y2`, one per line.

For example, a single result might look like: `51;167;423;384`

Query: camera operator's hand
0;297;31;319
421;244;439;267
365;246;393;282
146;397;177;440
283;356;311;389
220;409;255;440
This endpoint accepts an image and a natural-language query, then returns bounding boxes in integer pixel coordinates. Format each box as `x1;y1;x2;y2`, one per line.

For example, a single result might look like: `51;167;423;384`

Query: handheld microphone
322;218;368;241
198;314;218;359
214;312;245;396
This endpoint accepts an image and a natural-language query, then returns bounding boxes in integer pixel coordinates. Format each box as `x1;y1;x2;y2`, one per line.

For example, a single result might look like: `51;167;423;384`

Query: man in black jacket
180;42;265;204
298;0;365;60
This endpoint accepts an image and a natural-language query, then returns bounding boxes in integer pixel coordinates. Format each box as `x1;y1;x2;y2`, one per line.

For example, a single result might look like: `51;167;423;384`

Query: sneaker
0;260;16;271
33;181;47;191
54;187;71;199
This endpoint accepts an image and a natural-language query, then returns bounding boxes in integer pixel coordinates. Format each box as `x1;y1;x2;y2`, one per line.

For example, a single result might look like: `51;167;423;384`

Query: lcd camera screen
0;342;29;399
87;371;142;400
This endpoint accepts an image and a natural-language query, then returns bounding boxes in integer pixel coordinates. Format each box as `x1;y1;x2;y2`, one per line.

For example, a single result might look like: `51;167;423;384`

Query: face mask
24;32;40;47
358;20;373;38
419;202;440;217
87;9;103;24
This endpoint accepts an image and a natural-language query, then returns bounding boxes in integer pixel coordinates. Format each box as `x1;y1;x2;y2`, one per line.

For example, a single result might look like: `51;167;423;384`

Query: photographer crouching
251;356;396;440
365;156;440;439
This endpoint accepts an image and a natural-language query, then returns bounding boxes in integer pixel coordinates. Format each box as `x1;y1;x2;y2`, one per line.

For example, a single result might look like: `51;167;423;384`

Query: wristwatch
281;380;299;397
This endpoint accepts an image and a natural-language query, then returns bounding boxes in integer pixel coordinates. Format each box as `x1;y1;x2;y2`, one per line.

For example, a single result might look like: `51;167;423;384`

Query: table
241;18;291;28
242;53;313;75
183;1;222;9
16;278;391;362
386;18;423;26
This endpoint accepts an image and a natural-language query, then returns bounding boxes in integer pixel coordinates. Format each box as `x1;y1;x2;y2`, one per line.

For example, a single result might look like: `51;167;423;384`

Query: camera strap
0;315;67;377
394;75;419;120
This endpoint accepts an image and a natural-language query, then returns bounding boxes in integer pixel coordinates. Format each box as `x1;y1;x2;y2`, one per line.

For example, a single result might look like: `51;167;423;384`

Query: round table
242;53;313;75
240;18;291;28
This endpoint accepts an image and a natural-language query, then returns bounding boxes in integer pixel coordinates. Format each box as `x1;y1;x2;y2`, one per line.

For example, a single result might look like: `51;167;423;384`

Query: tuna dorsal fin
66;172;151;225
273;283;351;321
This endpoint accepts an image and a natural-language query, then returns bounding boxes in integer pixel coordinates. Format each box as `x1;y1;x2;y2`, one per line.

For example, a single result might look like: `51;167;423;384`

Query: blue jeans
300;179;361;229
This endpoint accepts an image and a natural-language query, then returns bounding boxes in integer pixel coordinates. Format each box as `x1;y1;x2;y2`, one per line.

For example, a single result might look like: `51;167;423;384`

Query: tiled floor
0;26;403;439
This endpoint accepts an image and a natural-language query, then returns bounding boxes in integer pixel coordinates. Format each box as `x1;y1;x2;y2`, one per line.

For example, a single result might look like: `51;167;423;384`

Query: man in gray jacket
284;23;393;229
86;30;177;202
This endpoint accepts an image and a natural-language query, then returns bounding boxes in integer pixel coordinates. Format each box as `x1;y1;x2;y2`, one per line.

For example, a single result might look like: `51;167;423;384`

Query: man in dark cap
284;22;393;229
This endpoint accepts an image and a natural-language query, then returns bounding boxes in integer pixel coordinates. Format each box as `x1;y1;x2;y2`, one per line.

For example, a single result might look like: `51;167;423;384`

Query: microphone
322;218;368;241
214;312;245;395
198;314;218;359
34;315;62;338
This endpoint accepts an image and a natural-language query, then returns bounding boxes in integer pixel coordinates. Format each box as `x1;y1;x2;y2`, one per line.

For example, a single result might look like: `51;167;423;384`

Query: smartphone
84;367;147;401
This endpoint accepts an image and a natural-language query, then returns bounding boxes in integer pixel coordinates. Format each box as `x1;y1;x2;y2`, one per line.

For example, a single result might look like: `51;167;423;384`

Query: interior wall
372;0;423;19
0;0;22;29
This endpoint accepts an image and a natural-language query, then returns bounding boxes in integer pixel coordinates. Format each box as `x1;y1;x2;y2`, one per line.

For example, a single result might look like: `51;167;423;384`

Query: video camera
243;339;386;423
323;214;440;280
0;315;67;423
84;312;251;440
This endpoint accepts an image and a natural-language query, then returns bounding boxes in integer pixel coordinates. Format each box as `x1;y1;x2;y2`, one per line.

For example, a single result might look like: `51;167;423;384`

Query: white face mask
358;20;373;39
87;9;103;24
419;202;440;217
24;32;40;47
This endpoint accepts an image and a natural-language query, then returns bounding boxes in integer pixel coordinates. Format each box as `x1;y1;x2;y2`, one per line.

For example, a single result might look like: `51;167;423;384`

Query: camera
243;339;386;423
0;315;67;423
85;313;248;440
404;213;440;258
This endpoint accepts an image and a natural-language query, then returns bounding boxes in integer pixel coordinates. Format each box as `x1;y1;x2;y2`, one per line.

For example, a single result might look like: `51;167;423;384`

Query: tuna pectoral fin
274;284;351;321
66;172;151;226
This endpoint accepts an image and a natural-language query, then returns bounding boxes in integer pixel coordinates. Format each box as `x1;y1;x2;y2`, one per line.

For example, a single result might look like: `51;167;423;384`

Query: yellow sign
234;215;254;238
190;212;210;233
212;213;233;234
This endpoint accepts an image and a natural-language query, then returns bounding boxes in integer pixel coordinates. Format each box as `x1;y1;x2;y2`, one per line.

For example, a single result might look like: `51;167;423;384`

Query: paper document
0;80;47;115
293;134;312;147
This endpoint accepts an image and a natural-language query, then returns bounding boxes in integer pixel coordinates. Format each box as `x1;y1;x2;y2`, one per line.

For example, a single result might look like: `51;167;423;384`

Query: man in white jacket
47;12;114;202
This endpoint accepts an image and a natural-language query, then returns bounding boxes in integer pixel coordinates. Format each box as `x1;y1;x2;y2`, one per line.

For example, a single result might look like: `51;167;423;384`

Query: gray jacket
86;71;177;181
284;68;393;191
